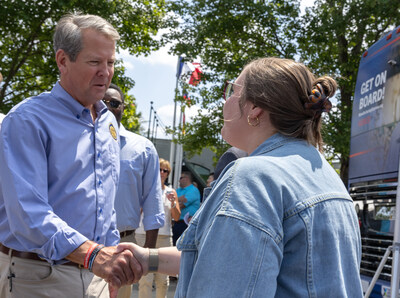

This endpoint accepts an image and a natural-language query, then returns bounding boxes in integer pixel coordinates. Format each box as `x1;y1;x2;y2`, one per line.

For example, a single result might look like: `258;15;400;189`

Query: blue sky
117;0;314;139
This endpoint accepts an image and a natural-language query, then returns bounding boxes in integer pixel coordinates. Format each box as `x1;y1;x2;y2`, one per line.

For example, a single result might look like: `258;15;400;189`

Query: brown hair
240;57;337;151
159;158;171;173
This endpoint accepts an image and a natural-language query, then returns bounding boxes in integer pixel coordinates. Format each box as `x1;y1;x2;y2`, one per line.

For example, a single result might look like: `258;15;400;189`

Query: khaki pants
136;234;172;298
0;250;109;298
117;232;137;298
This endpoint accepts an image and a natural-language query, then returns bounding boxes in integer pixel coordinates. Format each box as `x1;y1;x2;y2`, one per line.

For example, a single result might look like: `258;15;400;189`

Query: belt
0;243;83;269
120;230;135;238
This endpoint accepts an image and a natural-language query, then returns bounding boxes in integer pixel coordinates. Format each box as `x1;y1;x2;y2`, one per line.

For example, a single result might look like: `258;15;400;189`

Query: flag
183;94;192;107
179;61;203;86
176;57;184;78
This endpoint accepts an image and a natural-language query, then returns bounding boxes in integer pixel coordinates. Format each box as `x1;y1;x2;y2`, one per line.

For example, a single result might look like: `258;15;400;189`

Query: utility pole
151;111;157;143
147;101;153;139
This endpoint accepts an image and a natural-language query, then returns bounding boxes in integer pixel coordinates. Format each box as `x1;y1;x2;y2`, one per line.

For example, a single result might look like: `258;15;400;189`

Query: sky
117;0;315;139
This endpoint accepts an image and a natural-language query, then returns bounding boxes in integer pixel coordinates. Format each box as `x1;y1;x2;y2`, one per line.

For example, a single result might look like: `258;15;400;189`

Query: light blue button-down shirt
176;133;363;297
0;82;120;263
114;126;164;232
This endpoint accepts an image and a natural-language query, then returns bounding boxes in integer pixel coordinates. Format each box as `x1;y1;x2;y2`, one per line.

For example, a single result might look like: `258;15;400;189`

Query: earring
247;115;260;127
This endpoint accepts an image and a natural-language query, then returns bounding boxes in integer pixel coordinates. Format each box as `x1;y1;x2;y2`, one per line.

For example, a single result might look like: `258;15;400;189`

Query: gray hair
53;13;120;62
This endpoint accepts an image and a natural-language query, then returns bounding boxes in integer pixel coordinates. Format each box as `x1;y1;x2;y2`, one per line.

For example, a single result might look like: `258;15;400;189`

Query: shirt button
96;236;100;241
99;208;103;214
97;152;101;158
99;180;102;185
76;114;80;119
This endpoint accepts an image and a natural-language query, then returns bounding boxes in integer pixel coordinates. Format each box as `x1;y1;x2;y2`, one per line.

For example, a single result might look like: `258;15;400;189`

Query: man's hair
241;57;337;151
53;13;120;62
108;83;124;102
181;171;193;182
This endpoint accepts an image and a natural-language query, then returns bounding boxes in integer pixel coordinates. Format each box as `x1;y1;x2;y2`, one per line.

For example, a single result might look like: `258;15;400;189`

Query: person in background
206;172;214;187
102;83;165;298
172;171;200;245
214;147;248;180
136;158;180;298
0;13;141;298
118;57;363;297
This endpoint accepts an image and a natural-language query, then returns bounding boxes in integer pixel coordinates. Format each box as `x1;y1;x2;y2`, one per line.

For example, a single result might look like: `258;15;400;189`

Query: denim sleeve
141;143;165;231
183;215;283;298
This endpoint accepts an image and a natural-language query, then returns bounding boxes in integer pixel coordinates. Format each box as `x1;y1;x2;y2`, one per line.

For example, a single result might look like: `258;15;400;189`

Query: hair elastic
304;83;332;113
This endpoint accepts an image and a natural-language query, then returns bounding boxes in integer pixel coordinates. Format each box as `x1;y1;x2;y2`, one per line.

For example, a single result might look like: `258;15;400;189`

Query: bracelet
148;249;159;273
88;244;105;272
84;243;99;269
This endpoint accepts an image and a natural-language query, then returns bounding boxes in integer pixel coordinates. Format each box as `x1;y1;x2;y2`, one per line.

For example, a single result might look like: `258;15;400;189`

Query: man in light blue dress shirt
0;14;140;298
102;83;165;298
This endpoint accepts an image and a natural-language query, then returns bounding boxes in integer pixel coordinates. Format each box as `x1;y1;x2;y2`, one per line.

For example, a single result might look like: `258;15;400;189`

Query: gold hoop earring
247;115;260;127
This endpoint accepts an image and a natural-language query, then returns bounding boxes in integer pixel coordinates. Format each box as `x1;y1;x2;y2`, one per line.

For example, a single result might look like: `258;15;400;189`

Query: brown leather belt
0;243;83;268
119;229;135;238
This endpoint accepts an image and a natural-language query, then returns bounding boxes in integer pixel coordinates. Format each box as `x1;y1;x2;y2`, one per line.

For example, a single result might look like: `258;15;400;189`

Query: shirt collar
250;133;302;157
51;82;108;118
119;124;128;138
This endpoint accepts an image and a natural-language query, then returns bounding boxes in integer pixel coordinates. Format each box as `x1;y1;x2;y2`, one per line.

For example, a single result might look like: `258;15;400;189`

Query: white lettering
374;70;387;87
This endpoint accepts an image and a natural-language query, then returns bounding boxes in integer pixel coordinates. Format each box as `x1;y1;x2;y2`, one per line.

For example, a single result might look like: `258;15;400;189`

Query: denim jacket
176;133;362;298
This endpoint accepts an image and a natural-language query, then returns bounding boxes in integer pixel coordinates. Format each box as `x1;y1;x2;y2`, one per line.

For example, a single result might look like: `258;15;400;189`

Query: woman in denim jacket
119;57;363;297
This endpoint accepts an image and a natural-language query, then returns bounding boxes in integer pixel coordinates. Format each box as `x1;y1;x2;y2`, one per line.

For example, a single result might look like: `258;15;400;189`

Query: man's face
57;28;116;107
103;88;124;126
179;175;190;188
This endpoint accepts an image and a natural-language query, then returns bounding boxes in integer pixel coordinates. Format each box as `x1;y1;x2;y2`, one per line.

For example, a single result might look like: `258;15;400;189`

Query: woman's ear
248;105;264;119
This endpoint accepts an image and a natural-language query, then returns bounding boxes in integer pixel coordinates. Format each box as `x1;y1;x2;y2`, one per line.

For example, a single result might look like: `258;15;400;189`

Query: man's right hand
91;246;143;288
66;241;143;295
116;242;150;276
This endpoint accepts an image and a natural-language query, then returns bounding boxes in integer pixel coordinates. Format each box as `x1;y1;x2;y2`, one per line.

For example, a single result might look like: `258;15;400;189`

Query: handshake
87;243;180;298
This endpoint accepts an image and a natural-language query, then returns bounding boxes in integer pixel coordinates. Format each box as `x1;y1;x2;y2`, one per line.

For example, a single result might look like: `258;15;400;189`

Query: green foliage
0;0;168;132
165;0;301;158
299;0;400;183
165;0;400;183
112;64;140;133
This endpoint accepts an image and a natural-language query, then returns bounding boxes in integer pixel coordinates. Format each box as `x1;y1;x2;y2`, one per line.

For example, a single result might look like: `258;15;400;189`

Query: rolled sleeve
141;144;165;231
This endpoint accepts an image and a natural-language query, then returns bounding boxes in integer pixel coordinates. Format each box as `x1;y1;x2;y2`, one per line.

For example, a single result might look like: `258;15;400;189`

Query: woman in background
136;158;180;298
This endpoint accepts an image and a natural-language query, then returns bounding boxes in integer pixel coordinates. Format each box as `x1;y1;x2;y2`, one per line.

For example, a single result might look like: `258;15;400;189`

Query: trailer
349;25;400;297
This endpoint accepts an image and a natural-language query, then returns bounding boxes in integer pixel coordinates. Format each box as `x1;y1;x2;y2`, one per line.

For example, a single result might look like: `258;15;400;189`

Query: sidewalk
131;277;177;298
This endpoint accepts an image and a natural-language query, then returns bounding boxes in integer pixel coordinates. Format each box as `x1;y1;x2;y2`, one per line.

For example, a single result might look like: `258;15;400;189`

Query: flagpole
168;57;182;185
173;105;184;189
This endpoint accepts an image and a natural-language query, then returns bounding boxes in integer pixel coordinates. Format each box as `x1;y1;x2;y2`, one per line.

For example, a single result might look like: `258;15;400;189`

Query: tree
165;0;301;159
299;0;400;184
0;0;168;132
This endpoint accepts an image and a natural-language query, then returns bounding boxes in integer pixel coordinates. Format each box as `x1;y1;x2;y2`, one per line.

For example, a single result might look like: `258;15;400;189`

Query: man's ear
55;49;69;75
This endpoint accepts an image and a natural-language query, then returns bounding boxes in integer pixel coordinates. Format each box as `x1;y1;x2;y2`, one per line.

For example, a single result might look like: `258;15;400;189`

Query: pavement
131;277;177;298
